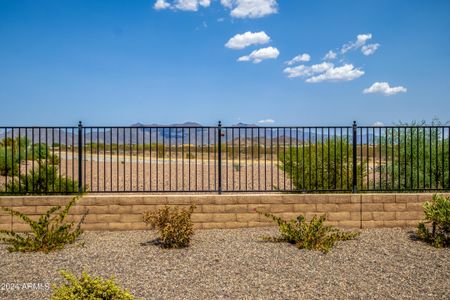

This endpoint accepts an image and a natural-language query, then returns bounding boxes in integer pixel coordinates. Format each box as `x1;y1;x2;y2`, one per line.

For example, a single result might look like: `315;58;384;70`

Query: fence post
352;121;358;193
217;121;222;195
78;121;83;194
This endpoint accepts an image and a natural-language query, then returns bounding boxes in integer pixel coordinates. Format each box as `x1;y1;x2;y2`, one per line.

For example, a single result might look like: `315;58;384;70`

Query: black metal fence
1;122;449;194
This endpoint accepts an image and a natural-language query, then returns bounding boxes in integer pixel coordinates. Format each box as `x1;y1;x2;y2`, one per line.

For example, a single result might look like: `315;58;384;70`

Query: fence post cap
218;121;222;127
353;121;357;127
78;121;83;127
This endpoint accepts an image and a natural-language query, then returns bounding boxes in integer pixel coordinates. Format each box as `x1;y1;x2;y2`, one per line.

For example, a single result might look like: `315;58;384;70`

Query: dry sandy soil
0;155;293;192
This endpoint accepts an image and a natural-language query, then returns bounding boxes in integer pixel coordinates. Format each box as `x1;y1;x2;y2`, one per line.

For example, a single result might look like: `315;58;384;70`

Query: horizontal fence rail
0;122;449;194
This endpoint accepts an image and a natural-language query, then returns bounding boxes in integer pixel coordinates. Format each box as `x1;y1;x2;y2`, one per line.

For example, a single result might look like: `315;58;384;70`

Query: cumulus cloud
341;33;372;54
154;0;171;9
153;0;210;11
323;50;337;61
238;46;280;63
363;82;407;96
306;64;364;83
283;62;333;79
222;0;278;18
257;119;275;124
285;53;311;66
361;43;380;56
154;0;278;18
284;63;364;83
225;31;270;50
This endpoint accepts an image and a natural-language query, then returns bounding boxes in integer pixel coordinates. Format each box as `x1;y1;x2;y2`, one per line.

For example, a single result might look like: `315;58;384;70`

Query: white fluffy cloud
284;63;364;83
154;0;171;9
363;82;407;96
373;121;385;126
361;43;380;56
306;64;364;83
257;119;275;124
323;50;337;61
153;0;211;11
238;46;280;63
225;31;270;49
221;0;278;18
153;0;278;18
341;33;373;54
285;53;311;65
156;0;278;18
283;62;333;78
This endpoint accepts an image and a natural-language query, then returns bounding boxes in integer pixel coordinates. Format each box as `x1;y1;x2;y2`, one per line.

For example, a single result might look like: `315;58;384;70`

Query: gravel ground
1;227;449;299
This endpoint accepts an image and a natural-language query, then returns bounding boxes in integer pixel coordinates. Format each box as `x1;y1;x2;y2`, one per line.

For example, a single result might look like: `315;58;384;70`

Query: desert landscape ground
1;228;449;299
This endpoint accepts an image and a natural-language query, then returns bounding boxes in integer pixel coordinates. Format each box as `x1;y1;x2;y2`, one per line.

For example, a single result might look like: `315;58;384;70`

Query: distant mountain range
0;122;377;146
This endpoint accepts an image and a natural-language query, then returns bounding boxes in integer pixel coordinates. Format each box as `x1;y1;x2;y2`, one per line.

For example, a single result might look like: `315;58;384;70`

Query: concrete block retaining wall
0;193;447;231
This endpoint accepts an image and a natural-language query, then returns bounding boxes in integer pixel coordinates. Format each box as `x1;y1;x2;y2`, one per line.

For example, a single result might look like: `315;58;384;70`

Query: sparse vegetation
143;205;195;248
417;194;450;247
260;212;359;253
0;137;79;194
5;160;79;194
378;120;450;190
0;195;87;252
51;270;135;300
279;138;364;191
0;137;27;176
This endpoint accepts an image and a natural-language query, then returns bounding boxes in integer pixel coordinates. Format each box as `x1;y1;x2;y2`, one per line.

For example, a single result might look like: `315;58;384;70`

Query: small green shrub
52;270;135;300
0;195;87;252
143;205;195;248
260;212;359;253
0;138;27;176
279;138;366;191
5;161;80;194
417;194;450;247
32;143;49;160
0;146;20;176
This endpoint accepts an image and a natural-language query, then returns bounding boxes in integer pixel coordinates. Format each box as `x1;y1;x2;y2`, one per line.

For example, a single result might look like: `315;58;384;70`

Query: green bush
279;138;365;191
0;139;61;177
378;121;450;190
0;146;20;176
417;194;450;247
0;195;87;252
5;160;80;194
32;143;49;160
143;205;195;248
260;212;359;253
52;270;135;300
0;137;27;176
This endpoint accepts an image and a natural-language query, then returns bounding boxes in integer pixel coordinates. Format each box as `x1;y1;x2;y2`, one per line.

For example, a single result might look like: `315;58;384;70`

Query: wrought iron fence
0;122;449;194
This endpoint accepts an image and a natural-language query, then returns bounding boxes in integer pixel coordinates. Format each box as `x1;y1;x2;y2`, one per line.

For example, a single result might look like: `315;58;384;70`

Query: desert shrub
32;143;50;160
143;205;195;248
0;146;20;176
52;270;135;300
185;152;196;159
0;137;27;176
5;160;80;194
260;212;359;253
0;195;87;252
378;120;450;190
279;138;365;191
417;194;450;247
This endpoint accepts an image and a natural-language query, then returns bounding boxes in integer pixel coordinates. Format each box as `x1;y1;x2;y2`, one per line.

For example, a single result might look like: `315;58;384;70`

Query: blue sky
0;0;449;126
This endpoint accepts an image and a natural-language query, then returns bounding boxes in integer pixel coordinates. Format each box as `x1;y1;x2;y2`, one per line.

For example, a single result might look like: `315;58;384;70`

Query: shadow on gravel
407;229;421;242
140;238;162;247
